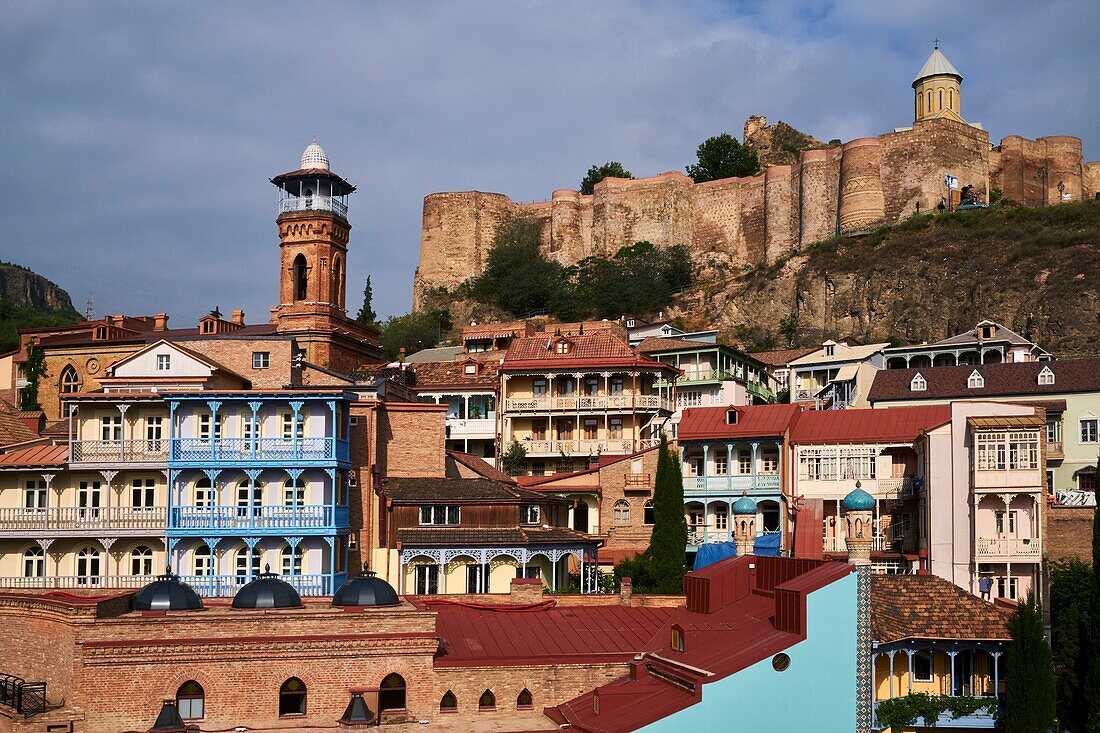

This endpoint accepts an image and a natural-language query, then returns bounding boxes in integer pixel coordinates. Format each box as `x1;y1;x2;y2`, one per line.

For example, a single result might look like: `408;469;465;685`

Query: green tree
356;275;377;325
1052;559;1092;730
500;440;528;476
1078;455;1100;732
580;161;632;195
18;344;45;411
471;215;565;316
647;434;688;594
686;133;760;183
1004;591;1056;733
377;309;451;360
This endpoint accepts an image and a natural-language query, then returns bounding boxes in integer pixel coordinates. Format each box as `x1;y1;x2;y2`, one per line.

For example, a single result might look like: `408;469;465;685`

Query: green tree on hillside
471;215;564;316
580;161;633;195
686;133;760;183
356;275;378;325
1004;591;1056;733
377;309;451;361
647;435;688;593
18;344;45;411
1052;558;1091;730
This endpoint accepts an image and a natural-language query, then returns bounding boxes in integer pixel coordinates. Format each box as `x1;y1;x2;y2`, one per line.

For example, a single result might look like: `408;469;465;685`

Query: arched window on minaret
293;254;308;301
332;256;343;307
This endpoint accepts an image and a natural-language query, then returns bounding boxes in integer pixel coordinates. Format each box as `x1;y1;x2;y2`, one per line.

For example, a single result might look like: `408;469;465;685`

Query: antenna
84;295;96;320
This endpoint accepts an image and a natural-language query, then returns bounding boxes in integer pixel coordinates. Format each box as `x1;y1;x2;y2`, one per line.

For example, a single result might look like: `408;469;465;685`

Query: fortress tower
913;43;964;124
271;140;381;372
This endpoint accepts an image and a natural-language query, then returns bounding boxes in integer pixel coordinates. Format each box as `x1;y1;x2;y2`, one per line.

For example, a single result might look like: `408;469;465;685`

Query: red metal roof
789;405;951;444
0;443;68;467
677;404;802;441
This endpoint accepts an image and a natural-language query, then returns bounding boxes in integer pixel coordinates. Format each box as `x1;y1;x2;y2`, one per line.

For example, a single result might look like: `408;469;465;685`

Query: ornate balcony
169;437;350;465
523;438;659;457
446;417;496;439
975;537;1040;561
681;474;781;495
168;504;349;533
70;439;168;464
278;195;347;219
504;395;674;413
0;507;166;536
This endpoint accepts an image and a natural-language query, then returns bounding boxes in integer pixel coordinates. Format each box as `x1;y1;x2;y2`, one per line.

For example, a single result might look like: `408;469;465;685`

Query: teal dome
843;488;876;511
732;496;757;515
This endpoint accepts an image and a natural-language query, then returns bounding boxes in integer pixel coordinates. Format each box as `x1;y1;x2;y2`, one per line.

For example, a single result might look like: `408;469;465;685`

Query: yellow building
871;574;1011;731
913;44;965;124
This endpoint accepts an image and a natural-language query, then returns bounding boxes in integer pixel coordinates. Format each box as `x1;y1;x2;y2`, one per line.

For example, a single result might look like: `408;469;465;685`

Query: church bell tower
270;140;381;371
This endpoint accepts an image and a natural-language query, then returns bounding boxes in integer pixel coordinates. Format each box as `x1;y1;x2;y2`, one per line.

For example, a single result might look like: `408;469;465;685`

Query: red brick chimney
153;313;169;332
231;310;245;326
620;576;633;606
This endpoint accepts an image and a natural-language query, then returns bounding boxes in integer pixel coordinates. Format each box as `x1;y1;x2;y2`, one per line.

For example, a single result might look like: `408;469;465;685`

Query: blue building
165;389;354;596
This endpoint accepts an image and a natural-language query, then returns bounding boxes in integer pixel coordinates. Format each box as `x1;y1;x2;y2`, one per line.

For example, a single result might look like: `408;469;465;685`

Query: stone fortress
413;46;1100;309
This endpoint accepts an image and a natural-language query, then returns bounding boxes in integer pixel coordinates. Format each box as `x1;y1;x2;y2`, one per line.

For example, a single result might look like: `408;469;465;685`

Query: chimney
110;315;126;328
153;313;169;332
509;577;544;605
231;309;245;326
619;576;633;606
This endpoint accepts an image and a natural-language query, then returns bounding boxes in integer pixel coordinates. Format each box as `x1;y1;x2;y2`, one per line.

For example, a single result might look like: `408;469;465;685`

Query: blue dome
732;496;757;515
843;488;876;511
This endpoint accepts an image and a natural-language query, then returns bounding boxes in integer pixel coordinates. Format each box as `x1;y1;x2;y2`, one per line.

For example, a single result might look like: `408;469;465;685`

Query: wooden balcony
70;439;168;464
504;395;674;413
975;537;1041;561
0;507;166;536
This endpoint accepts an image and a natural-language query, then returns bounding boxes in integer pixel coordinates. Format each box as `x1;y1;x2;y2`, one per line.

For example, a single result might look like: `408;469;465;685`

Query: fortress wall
1085;161;1100;199
993;135;1084;206
797;148;836;246
589;173;696;256
879;119;991;221
691;176;748;263
737;174;767;263
764;164;797;260
1042;136;1086;202
838;138;886;233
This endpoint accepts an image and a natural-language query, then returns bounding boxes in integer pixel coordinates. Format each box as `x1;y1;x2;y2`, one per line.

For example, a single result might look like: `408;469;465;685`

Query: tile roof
502;332;676;372
0;399;40;447
397;525;595;547
382;477;559;504
36;322;282;348
930;321;1034;348
445;451;516;484
410;358;499;390
871;575;1011;643
433;602;675;666
635;336;717;353
868;358;1100;403
790;405;952;444
677;404;802;441
0;443;68;467
745;346;817;368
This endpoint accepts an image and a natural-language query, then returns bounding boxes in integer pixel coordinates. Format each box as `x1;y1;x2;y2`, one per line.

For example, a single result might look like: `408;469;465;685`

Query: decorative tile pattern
855;565;873;733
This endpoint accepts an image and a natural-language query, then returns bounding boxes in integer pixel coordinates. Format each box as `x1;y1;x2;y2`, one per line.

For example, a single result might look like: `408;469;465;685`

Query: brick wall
1046;507;1094;564
376;403;447;479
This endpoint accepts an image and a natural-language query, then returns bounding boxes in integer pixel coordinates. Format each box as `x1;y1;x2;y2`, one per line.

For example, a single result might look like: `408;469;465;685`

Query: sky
1;1;1097;325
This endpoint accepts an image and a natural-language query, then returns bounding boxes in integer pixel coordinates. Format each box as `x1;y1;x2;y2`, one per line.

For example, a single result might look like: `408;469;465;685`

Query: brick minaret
842;484;875;567
732;493;757;557
270;140;381;373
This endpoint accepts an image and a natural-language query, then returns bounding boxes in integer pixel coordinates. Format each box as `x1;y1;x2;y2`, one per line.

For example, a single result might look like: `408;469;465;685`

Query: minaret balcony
279;195;347;219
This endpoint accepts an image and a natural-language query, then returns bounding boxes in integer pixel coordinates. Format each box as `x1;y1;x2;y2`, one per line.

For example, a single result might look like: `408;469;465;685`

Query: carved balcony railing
975;537;1041;559
279;195;347;218
170;437;349;463
169;504;347;531
70;439;169;463
0;506;166;534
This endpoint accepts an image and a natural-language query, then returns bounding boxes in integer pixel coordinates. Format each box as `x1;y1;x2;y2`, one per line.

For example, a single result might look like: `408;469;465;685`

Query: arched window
76;546;100;582
284;478;305;507
193;545;214;576
939;88;943;110
439;690;457;712
177;680;205;720
194;477;213;507
23;547;44;578
927;91;932;110
613;500;630;526
59;365;81;394
130;545;153;576
379;673;406;712
478;689;496;711
279;677;307;717
948;88;954;110
235;545;261;579
517;688;533;709
332;256;343;306
293;254;308;301
280;544;303;576
643;500;655;525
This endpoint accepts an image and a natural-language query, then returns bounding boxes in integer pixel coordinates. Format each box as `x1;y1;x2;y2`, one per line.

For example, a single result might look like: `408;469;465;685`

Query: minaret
732;493;757;557
270;140;381;371
842;484;876;566
913;42;964;124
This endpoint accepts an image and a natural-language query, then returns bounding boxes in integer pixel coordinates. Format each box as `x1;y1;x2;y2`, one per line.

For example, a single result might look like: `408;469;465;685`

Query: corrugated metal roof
790;405;952;444
0;443;68;467
869;359;1100;402
678;404;801;441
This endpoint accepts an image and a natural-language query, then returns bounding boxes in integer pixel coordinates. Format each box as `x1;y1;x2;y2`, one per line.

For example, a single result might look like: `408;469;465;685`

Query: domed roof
914;46;961;84
732;495;757;515
843;487;876;511
300;137;330;171
231;565;303;609
332;566;400;607
132;567;203;611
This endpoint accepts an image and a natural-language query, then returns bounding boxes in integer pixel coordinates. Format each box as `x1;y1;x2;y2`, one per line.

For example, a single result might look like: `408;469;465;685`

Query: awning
832;363;859;383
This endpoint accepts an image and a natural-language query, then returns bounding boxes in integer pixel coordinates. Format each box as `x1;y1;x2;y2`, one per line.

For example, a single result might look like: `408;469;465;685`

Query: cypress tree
647;434;687;594
356;275;377;325
1004;591;1056;733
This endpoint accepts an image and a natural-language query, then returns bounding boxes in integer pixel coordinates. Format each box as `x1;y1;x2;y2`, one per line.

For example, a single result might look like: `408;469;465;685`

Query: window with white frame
910;373;927;392
1080;415;1099;444
995;510;1017;536
677;390;703;408
761;448;780;473
419;505;460;525
194;478;214;507
281;412;304;439
609;417;623;439
715;508;728;531
23;547;44;578
242;413;257;440
1037;366;1055;385
799;449;837;480
839;448;877;480
1007;432;1039;470
977;432;1038;470
1047;418;1061;445
131;478;155;509
913;652;933;682
100;415;122;441
520;505;540;524
976;433;1007;471
130;546;154;575
280;544;303;576
996;576;1018;600
23;480;46;511
145;416;163;445
156;353;171;371
967;370;984;389
283;478;305;507
738;450;752;475
252;351;270;369
193;546;214;576
198;413;221;440
414;564;439;594
713;453;727;476
613;500;630;526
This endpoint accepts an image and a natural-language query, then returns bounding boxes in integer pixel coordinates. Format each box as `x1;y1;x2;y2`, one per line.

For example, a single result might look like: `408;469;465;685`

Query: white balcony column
701;445;709;480
100;537;117;578
463;395;470;420
99;470;117;518
991;651;1001;697
905;649;915;694
41;474;55;524
751;441;760;482
948;650;958;697
36;538;55;578
726;444;734;492
117;403;130;460
887;650;896;699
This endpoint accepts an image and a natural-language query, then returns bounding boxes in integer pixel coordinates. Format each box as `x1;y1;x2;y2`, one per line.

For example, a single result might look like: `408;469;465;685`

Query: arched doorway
573;500;588;532
379;674;406;713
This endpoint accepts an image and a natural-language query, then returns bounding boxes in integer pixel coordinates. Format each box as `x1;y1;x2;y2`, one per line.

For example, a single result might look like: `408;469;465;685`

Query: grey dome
231;565;302;609
333;567;400;607
133;567;203;611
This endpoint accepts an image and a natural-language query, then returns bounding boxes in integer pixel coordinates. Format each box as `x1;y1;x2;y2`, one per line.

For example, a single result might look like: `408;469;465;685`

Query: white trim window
1080;415;1099;444
419;505;460;525
1037;366;1055;386
252;351;270;369
131;478;156;509
156;354;171;371
242;414;258;441
193;546;214;576
613;500;630;526
976;433;1007;471
1007;432;1039;470
198;413;221;440
799;448;837;481
840;448;876;480
281;412;304;440
414;564;439;594
520;505;540;525
101;415;122;441
967;370;984;389
910;373;927;392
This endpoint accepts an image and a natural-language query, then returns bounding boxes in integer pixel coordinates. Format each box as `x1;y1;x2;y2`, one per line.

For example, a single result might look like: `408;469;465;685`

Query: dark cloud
1;1;1097;323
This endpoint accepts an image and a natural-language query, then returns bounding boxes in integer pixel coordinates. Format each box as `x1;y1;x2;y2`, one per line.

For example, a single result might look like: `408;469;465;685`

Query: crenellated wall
413;119;1096;308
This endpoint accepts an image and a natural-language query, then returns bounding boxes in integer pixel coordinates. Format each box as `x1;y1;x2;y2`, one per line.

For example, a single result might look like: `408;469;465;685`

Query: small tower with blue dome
732;494;757;556
842;484;875;565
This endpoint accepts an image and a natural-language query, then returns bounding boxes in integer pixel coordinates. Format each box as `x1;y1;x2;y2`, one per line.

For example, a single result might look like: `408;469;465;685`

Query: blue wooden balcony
168;504;349;535
169;437;350;467
682;474;781;497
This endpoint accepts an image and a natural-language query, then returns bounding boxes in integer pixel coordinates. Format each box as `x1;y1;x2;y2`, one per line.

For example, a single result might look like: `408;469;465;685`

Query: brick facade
1046;507;1094;565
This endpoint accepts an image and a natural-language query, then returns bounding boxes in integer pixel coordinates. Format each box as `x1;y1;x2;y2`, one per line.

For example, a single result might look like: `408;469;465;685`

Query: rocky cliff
0;262;81;352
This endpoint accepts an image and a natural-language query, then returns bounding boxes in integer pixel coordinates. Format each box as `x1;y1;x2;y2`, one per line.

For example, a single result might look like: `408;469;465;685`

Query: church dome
333;566;400;607
300;137;330;171
732;495;757;515
913;47;962;85
132;567;203;612
231;565;303;609
842;487;876;512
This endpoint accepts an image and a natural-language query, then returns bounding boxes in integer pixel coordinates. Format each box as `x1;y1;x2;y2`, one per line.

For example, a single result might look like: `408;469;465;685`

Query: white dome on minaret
300;137;330;171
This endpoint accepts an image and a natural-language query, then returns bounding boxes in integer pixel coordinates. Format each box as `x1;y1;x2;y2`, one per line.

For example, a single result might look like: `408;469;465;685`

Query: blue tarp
692;542;737;570
754;532;782;556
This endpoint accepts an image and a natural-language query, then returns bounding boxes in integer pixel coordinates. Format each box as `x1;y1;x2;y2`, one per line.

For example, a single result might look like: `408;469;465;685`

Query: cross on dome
300;136;330;171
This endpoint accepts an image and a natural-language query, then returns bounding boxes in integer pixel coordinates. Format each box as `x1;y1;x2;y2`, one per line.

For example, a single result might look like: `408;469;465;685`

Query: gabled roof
382;477;562;504
914;47;962;83
502;331;677;372
678;404;801;441
788;341;890;367
635;336;716;353
790;405;951;445
398;525;595;547
872;575;1010;643
747;346;817;368
104;339;248;385
410;358;499;390
868;359;1100;403
0;399;40;447
932;321;1034;348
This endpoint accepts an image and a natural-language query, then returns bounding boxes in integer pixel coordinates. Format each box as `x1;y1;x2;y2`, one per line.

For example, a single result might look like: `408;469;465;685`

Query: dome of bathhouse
300;137;330;171
842;487;876;512
132;567;204;611
231;565;303;609
332;567;400;607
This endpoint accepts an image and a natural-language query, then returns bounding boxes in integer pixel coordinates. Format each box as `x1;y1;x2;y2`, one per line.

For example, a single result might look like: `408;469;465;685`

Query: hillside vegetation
0;262;81;352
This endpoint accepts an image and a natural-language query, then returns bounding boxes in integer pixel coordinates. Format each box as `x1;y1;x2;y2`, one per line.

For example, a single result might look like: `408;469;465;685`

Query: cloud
0;0;1096;324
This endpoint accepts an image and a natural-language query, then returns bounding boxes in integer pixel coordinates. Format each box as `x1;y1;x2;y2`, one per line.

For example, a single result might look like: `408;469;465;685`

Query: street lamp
1057;180;1065;203
1036;166;1049;207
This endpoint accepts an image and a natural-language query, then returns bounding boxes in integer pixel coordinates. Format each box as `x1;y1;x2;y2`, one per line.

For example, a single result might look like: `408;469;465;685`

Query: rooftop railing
0;674;47;715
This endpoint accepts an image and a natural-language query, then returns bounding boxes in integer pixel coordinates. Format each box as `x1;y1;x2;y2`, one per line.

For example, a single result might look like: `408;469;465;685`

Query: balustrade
0;573;334;596
975;537;1040;558
504;395;673;413
71;439;168;463
170;437;347;462
169;504;336;530
0;506;166;532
